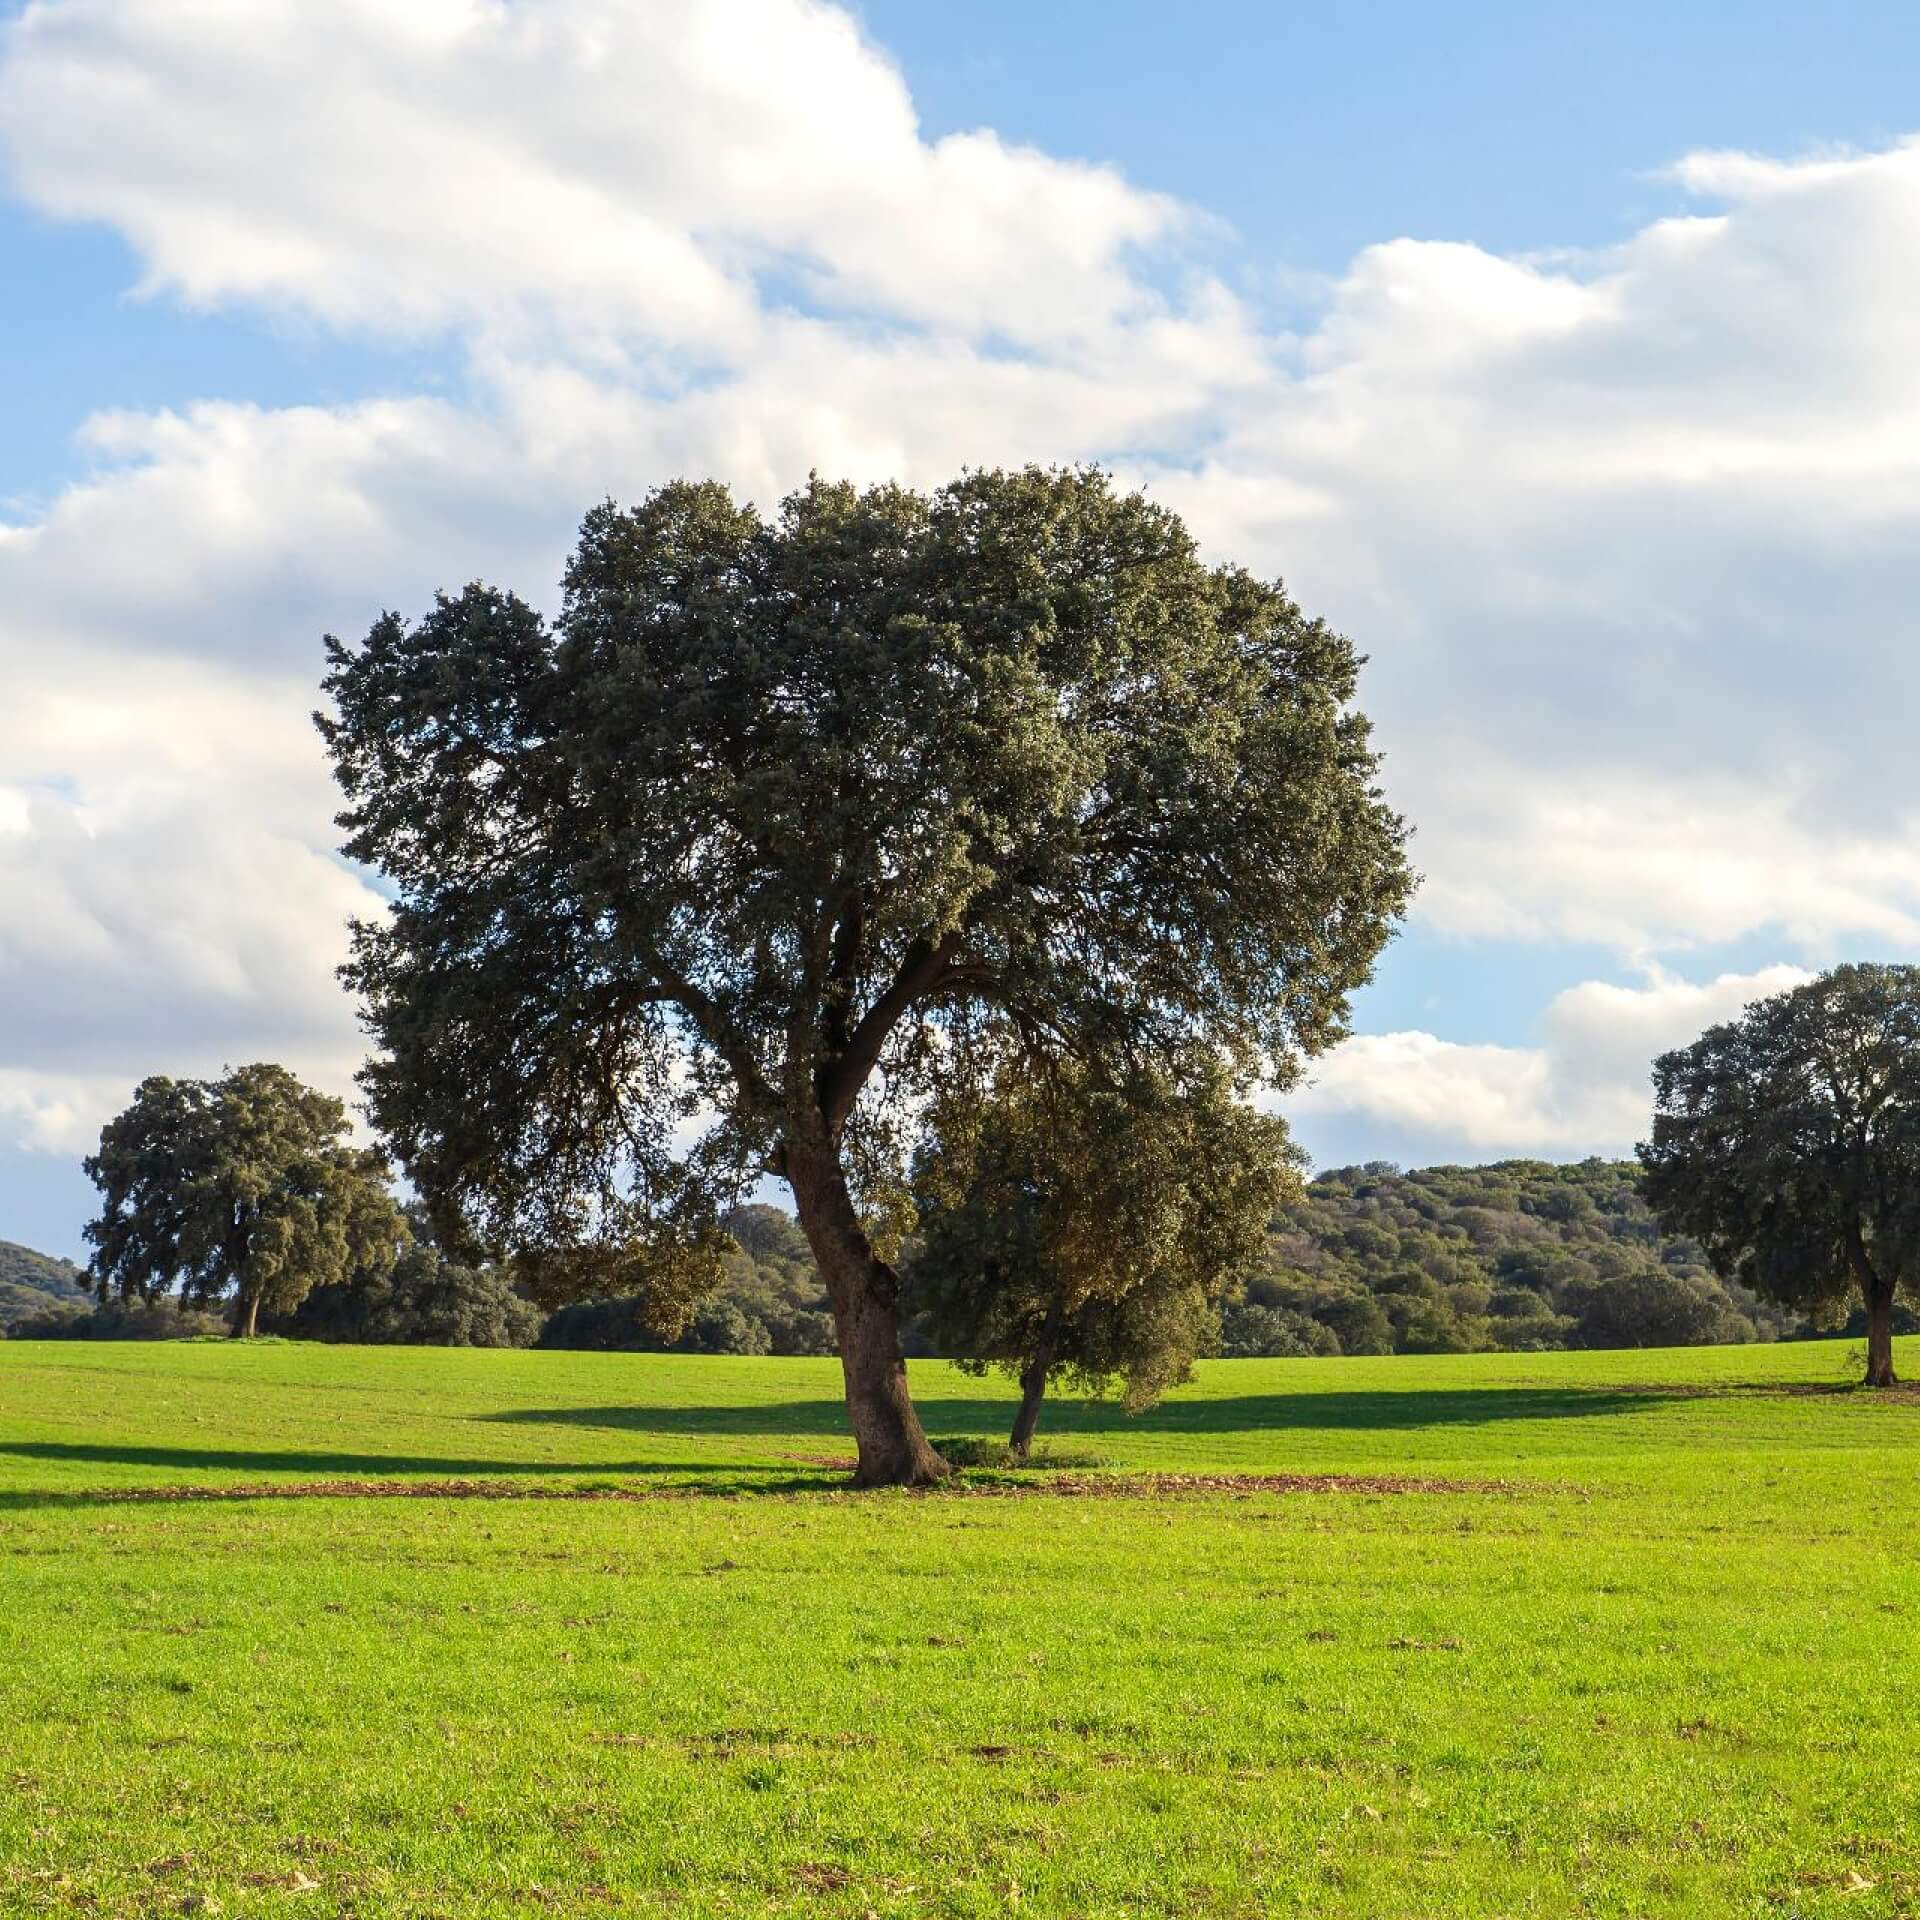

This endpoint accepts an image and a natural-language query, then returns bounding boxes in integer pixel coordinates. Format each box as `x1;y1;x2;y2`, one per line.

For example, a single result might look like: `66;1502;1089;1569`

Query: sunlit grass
2;1337;1917;1916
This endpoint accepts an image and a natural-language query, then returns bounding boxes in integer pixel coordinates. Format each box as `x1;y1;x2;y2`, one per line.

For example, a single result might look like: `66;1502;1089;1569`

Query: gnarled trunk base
230;1290;260;1339
786;1141;948;1488
1865;1281;1898;1388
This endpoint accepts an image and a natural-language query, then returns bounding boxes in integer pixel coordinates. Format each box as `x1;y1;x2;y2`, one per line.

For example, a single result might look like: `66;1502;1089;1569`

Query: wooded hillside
0;1239;88;1329
1221;1158;1798;1356
540;1161;1808;1359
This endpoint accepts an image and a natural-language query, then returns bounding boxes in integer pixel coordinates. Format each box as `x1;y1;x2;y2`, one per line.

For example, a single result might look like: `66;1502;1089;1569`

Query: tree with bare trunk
1639;964;1920;1387
907;1054;1299;1458
84;1064;405;1337
318;467;1411;1484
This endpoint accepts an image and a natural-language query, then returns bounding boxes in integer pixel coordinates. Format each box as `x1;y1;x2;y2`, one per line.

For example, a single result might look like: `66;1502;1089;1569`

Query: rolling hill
0;1239;88;1329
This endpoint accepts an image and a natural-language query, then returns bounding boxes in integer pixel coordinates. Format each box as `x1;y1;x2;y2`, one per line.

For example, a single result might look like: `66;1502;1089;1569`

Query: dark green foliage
1216;1301;1342;1358
277;1241;543;1348
544;1162;1791;1362
904;1057;1299;1450
84;1063;409;1336
319;466;1410;1481
1640;963;1920;1385
1230;1158;1790;1358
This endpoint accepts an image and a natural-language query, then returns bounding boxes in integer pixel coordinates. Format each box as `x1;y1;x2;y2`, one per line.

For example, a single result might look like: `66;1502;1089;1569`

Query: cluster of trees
85;1063;407;1339
17;472;1920;1478
272;1213;544;1348
49;1063;531;1348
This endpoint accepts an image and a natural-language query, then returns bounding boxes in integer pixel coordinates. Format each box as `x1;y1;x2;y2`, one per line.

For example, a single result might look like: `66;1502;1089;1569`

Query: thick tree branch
1845;1219;1884;1296
822;884;866;1057
819;930;965;1132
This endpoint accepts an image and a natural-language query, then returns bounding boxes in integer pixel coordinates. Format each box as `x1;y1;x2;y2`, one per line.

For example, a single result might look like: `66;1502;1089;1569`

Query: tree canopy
84;1063;407;1337
320;466;1411;1482
1639;963;1920;1386
907;1056;1299;1455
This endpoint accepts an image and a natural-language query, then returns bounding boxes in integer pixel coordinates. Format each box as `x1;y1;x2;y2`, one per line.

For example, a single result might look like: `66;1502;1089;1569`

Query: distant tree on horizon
319;466;1410;1484
1639;963;1920;1387
84;1063;407;1337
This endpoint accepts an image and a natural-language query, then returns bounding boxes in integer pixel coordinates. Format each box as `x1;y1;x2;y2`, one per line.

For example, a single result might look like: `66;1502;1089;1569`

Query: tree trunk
785;1140;948;1487
1008;1309;1062;1461
230;1289;259;1339
1009;1359;1049;1461
1846;1226;1898;1388
1865;1278;1898;1388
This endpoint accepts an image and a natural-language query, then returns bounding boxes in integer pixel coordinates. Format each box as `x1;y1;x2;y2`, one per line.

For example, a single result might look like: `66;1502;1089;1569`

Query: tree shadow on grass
483;1385;1676;1442
0;1385;1688;1508
0;1440;762;1479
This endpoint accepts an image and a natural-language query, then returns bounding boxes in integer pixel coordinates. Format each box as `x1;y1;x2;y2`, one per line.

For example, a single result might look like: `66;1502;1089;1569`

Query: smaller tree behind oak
908;1056;1299;1457
85;1063;406;1337
320;466;1411;1484
1638;964;1920;1386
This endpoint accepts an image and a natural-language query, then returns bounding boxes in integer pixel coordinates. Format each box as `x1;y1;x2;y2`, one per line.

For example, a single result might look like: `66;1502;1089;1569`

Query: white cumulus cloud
1290;966;1814;1160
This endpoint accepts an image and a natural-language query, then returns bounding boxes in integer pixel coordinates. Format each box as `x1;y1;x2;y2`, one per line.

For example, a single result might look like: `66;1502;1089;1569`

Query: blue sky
866;1;1920;264
3;1;1919;1256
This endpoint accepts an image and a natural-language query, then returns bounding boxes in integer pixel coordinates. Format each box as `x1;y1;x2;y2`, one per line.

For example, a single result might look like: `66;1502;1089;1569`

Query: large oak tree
1639;963;1920;1386
319;467;1411;1484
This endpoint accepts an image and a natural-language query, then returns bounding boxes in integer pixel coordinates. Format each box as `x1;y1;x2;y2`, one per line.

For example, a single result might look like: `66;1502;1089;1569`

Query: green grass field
3;1337;1918;1918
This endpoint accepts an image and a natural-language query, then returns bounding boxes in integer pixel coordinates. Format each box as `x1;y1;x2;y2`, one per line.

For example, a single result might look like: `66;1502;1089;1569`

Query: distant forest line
6;1157;1876;1357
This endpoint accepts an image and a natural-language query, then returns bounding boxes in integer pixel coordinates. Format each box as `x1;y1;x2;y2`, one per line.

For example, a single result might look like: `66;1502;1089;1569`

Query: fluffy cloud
3;0;1920;1184
0;400;524;1155
1289;966;1814;1159
1163;147;1920;944
0;0;1208;359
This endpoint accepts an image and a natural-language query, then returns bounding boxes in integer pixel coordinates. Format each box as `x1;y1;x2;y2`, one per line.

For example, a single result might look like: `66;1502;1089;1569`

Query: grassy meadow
2;1337;1919;1918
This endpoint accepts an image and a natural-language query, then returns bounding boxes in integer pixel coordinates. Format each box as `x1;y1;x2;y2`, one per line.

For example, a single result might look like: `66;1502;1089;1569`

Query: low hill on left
0;1239;88;1329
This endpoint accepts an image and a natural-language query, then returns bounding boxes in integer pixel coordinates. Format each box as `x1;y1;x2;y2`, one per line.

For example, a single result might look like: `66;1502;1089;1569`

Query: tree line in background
10;1143;1887;1365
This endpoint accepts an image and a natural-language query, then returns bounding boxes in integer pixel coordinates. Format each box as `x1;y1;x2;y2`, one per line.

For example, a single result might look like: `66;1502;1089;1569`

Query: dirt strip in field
70;1469;1531;1503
